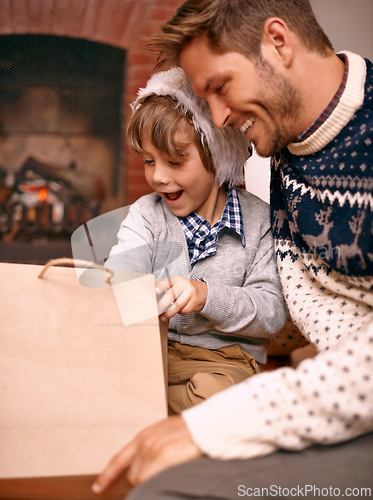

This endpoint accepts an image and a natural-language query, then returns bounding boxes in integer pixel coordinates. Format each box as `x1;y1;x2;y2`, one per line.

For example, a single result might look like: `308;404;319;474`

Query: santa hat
131;67;251;187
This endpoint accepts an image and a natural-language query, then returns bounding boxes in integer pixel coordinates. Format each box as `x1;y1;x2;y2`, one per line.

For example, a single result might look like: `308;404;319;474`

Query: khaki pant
168;341;261;414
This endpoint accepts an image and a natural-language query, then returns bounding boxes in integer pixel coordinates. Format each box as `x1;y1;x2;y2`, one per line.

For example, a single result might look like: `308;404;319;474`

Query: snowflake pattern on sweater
271;56;373;278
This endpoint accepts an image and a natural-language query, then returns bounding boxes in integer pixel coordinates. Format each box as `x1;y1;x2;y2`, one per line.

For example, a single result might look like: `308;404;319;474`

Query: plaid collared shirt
294;54;348;142
178;187;246;266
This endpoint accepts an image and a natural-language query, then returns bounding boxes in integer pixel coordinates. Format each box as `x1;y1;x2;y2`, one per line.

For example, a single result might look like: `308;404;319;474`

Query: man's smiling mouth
240;117;255;133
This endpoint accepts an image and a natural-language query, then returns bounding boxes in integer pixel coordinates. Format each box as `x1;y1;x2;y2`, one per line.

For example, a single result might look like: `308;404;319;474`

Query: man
93;1;373;498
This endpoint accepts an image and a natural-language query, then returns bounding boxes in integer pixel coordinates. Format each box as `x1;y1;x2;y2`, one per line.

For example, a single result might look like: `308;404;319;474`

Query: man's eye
216;83;225;95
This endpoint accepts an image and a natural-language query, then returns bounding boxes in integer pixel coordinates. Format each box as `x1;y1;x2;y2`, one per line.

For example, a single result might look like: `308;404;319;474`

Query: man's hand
156;276;207;321
92;415;202;494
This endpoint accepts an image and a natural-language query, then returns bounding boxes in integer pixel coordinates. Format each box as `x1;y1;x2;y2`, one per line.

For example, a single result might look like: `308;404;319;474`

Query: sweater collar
287;51;367;156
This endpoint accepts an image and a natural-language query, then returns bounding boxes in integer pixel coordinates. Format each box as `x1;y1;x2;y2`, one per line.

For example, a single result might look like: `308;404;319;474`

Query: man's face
180;36;303;157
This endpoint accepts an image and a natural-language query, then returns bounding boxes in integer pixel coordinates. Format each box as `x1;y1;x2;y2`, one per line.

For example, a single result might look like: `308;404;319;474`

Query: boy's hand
92;415;202;493
156;276;207;320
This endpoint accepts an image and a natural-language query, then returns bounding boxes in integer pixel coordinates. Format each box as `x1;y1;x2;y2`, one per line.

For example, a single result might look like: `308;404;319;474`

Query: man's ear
260;17;294;68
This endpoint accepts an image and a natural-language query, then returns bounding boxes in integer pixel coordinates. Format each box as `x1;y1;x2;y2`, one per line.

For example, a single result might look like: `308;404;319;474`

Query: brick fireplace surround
0;0;182;206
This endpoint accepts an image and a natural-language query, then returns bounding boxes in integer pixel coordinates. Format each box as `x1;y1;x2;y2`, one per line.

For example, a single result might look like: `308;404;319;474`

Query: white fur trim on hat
131;67;252;187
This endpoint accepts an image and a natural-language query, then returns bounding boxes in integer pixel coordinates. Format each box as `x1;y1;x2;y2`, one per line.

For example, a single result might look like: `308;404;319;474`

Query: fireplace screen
0;34;126;242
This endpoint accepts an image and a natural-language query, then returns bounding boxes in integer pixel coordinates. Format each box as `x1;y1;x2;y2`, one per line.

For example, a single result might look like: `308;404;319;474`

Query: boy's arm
200;226;287;337
155;224;287;333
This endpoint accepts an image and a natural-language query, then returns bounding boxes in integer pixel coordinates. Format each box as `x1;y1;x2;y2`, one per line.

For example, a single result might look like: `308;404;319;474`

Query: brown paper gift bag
0;260;168;481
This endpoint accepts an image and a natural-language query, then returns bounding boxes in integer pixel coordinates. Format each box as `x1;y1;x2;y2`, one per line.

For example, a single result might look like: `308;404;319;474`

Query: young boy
106;67;287;414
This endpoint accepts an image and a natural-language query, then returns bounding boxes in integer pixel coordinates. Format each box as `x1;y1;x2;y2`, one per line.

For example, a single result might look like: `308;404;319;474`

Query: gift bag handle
38;257;114;282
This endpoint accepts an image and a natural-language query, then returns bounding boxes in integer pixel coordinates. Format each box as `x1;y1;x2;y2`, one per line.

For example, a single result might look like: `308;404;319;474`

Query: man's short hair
147;0;333;67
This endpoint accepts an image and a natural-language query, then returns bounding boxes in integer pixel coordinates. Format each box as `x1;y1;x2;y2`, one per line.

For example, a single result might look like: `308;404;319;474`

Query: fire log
20;157;105;200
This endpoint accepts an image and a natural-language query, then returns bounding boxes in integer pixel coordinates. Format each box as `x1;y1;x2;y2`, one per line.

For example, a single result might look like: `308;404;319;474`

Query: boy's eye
169;161;181;166
143;159;154;165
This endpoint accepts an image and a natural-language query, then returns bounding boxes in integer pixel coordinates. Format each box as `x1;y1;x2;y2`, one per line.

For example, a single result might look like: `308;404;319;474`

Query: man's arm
93;315;373;495
92;415;202;494
182;316;373;460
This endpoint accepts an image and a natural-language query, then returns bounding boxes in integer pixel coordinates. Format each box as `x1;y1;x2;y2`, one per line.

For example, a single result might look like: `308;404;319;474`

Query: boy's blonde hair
127;93;214;174
128;67;251;187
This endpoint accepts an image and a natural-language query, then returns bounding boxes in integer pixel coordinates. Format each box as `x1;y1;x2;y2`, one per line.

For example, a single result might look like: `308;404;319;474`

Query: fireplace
0;0;183;264
0;34;126;263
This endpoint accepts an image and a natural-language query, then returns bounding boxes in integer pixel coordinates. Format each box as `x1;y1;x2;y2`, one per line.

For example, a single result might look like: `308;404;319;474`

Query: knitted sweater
182;52;373;459
107;188;287;364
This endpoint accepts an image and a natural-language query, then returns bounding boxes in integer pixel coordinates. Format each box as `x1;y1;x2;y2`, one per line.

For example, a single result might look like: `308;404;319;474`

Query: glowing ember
38;187;48;202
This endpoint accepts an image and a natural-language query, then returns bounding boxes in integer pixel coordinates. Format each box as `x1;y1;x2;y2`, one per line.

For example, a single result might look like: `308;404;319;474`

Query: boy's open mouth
165;190;183;201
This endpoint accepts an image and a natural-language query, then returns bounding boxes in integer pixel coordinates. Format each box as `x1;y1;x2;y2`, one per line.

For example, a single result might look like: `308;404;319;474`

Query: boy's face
142;133;219;222
179;36;302;157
